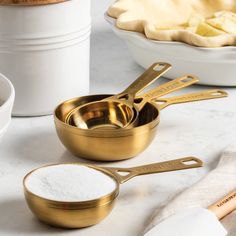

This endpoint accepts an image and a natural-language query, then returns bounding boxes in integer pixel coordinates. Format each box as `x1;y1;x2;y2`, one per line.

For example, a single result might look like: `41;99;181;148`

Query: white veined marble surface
0;1;236;235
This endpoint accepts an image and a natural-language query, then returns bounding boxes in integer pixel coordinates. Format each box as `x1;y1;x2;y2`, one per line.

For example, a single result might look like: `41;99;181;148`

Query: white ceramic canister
0;0;91;116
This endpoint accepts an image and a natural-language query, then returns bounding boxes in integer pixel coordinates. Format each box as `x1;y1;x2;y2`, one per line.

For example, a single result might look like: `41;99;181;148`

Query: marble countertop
1;1;236;235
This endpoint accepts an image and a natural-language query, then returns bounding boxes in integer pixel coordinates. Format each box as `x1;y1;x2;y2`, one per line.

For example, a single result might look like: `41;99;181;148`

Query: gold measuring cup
65;62;171;130
67;74;199;128
54;89;227;161
23;157;203;228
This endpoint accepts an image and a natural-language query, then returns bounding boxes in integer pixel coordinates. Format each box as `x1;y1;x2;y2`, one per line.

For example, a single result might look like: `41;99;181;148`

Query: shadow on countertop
0;198;69;234
5;129;63;164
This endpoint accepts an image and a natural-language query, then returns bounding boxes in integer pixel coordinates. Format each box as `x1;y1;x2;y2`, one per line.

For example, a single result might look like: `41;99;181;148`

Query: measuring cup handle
134;74;199;111
156;90;228;110
208;190;236;220
106;157;203;184
116;62;171;102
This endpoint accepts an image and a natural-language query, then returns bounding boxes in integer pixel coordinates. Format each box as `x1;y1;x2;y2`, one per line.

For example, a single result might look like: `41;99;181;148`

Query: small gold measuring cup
54;89;227;161
65;62;171;130
23;157;203;228
67;74;199;129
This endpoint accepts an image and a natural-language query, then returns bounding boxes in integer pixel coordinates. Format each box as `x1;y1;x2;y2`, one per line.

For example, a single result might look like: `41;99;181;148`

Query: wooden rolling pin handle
208;190;236;220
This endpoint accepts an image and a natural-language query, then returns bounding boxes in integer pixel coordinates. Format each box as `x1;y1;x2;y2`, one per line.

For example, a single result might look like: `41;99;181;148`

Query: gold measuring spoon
67;74;199;129
155;90;228;109
23;157;203;228
65;62;171;129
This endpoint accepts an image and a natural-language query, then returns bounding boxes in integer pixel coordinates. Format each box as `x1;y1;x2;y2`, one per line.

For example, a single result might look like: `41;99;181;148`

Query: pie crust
108;0;236;47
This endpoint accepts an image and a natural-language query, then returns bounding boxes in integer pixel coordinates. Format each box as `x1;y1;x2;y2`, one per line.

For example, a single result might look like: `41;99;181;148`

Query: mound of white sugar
25;164;117;202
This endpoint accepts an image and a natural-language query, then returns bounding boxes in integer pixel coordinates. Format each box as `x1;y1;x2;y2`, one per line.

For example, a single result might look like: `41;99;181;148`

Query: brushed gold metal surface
55;94;160;161
23;158;203;228
156;90;228;109
66;62;171;129
24;163;119;229
67;74;199;129
129;74;199;126
103;156;203;184
134;74;199;111
54;89;227;161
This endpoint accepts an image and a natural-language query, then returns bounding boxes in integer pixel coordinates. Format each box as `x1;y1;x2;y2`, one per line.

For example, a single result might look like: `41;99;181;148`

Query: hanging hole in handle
155;99;168;106
153;63;166;72
134;97;144;104
180;75;197;83
116;170;132;176
211;91;226;96
181;159;198;166
117;94;129;101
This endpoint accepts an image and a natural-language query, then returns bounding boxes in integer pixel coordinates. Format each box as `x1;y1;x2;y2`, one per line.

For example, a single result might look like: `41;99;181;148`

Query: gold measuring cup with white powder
23;157;203;228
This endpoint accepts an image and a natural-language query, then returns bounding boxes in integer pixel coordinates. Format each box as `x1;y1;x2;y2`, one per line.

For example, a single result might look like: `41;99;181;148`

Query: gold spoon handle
208;190;236;220
112;62;171;103
156;90;228;110
105;157;203;184
135;74;199;111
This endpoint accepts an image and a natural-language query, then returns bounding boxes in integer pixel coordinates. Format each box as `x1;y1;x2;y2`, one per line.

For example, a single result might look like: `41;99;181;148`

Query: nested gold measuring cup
23;157;203;228
65;62;171;129
66;74;199;128
54;89;227;161
154;90;228;109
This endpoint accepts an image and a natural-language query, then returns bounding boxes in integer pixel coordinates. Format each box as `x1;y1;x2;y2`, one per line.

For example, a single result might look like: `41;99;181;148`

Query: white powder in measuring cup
25;164;117;202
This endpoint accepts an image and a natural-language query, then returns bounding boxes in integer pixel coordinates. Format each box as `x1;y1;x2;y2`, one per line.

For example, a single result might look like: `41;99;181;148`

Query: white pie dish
105;13;236;86
0;73;15;142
